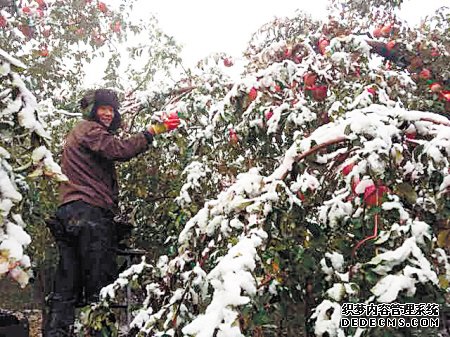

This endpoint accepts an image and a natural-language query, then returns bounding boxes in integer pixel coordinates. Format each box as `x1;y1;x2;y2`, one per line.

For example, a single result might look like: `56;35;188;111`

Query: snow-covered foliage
0;49;65;286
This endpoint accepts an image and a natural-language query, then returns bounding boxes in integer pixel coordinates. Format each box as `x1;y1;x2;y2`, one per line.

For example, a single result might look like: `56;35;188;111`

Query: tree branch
419;117;450;127
294;136;348;162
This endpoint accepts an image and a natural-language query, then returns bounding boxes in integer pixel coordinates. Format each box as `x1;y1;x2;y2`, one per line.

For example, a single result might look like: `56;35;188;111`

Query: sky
129;0;328;66
86;0;448;87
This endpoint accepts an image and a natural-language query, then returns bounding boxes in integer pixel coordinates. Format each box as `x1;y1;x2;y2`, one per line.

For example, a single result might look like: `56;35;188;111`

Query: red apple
440;90;450;102
419;68;431;80
248;87;258;101
312;85;328;101
380;24;392;37
223;58;233;67
265;110;274;121
429;83;442;93
92;33;105;46
22;6;31;15
386;40;396;51
373;27;382;38
229;129;238;145
409;56;423;70
284;48;292;58
75;28;85;36
35;0;46;8
42;28;51;37
367;88;376;96
363;185;388;206
303;72;317;87
318;39;329;55
0;16;6;28
39;48;49;57
430;48;440;57
342;163;355;176
405;131;416;139
19;24;33;38
97;1;107;13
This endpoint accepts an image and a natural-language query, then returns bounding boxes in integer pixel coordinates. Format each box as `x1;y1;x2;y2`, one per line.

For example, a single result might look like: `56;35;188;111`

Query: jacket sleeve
79;123;150;162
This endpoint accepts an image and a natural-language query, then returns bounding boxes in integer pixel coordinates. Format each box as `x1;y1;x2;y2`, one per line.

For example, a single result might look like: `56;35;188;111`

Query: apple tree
88;1;450;337
0;0;183;292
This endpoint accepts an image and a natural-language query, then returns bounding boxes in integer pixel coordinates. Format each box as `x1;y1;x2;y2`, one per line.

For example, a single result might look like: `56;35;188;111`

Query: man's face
96;105;114;127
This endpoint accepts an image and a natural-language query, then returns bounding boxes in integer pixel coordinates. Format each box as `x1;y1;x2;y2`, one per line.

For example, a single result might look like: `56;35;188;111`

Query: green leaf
383;331;394;337
365;270;378;284
412;144;424;161
344;124;352;135
302;253;315;271
253;309;271;325
352;218;362;229
367;206;382;216
306;222;322;237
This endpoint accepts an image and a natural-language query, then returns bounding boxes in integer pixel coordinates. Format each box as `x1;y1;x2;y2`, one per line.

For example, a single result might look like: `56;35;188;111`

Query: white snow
0;48;27;69
182;230;266;337
371;274;416;303
310;300;344;337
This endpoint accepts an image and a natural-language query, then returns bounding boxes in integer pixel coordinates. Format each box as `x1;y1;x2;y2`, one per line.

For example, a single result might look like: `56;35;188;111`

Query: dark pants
43;201;118;337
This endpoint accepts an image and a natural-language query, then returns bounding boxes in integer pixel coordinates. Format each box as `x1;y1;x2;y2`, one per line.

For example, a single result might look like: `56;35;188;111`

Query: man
43;89;180;337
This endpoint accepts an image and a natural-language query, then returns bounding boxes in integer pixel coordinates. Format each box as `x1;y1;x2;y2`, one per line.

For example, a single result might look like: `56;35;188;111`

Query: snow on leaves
0;48;64;286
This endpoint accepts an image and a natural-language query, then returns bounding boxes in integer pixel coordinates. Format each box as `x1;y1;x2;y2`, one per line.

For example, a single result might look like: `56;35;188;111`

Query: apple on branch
318;38;329;55
265;110;274;121
303;72;317;88
223;58;233;67
429;83;442;93
22;6;32;15
97;2;107;13
419;68;431;80
311;85;328;101
39;48;49;57
248;87;258;101
380;24;392;37
372;26;382;38
342;163;355;176
229;129;239;145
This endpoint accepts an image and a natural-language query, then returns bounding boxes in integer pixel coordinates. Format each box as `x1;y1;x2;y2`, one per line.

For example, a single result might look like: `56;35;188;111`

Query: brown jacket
59;120;149;211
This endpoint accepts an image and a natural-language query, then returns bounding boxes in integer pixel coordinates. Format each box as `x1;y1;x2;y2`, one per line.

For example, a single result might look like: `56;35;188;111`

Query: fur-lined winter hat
80;88;121;131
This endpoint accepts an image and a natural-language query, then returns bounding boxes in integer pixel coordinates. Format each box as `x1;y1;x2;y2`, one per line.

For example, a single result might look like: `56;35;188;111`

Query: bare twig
257;275;274;289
